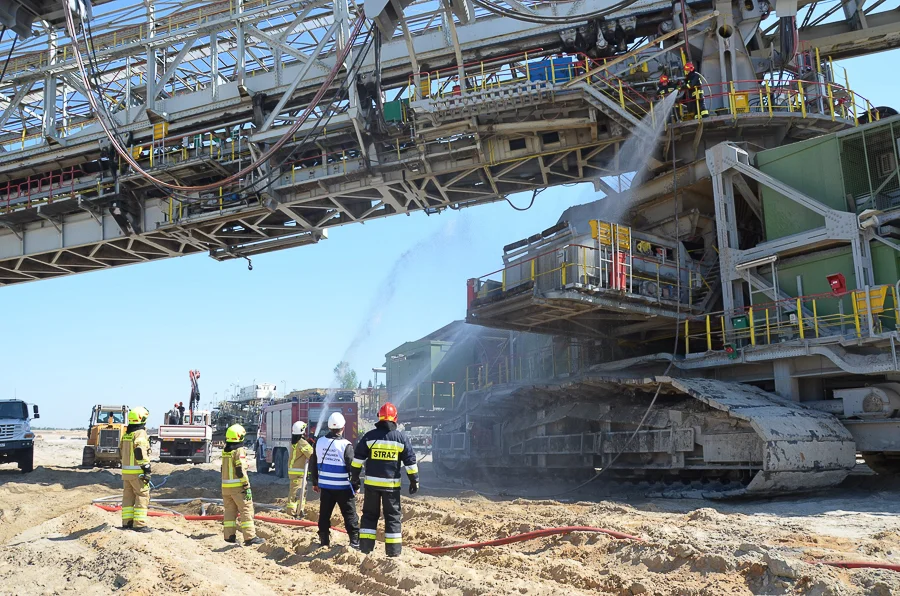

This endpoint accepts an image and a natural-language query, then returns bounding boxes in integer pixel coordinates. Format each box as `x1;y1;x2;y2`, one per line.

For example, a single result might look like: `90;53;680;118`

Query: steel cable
63;1;367;193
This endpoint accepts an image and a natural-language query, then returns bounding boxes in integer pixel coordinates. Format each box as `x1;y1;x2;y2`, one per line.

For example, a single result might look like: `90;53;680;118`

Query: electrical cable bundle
72;10;374;206
63;1;369;195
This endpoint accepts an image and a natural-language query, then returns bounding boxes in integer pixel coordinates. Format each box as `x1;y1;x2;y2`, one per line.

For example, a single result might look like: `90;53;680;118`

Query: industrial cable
80;11;374;206
470;0;643;25
505;188;541;211
63;0;367;193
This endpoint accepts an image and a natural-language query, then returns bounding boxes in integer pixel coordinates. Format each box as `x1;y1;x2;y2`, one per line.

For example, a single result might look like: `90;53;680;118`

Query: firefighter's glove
141;464;151;475
244;487;252;502
409;479;419;495
351;472;361;492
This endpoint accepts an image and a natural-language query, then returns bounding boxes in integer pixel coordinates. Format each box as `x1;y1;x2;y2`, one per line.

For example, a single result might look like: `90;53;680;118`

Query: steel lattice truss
0;0;897;285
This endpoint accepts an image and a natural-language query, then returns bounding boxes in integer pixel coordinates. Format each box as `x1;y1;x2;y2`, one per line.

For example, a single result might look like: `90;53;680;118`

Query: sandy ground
0;432;899;595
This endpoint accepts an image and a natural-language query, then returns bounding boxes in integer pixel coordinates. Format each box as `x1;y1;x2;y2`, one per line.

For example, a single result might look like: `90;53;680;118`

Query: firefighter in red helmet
351;402;418;557
682;62;708;118
656;74;678;98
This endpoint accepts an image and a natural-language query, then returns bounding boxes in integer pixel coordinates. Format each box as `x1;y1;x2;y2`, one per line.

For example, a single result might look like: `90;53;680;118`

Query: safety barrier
682;285;899;355
408;49;544;100
682;77;878;125
0;167;115;214
470;240;710;310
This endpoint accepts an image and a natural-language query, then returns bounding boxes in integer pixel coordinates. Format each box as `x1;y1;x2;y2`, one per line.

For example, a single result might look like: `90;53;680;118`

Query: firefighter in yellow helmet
222;424;265;546
120;407;152;532
285;420;314;517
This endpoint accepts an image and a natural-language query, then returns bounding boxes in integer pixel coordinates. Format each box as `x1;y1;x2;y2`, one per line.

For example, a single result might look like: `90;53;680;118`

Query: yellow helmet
127;407;149;425
225;424;246;443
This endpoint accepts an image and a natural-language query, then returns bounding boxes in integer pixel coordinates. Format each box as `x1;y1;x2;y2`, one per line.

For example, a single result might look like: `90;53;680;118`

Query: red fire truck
255;391;359;478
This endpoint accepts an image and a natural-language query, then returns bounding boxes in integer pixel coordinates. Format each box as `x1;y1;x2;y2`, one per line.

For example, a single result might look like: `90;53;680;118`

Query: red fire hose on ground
92;504;642;553
811;561;900;572
92;503;900;570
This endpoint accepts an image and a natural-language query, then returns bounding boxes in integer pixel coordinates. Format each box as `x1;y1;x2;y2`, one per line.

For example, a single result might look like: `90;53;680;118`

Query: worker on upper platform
120;406;152;533
656;74;679;98
351;402;418;557
285;420;314;516
221;424;265;546
682;62;708;119
310;412;360;548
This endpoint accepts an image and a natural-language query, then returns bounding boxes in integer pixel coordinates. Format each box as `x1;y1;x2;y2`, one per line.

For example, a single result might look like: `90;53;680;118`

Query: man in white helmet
309;412;360;549
285;420;314;516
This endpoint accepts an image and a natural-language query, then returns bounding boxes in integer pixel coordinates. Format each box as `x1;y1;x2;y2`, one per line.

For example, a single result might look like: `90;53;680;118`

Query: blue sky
0;181;596;427
1;51;894;428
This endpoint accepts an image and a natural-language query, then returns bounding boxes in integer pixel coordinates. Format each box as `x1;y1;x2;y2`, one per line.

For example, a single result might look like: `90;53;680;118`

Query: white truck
158;411;212;464
0;399;39;473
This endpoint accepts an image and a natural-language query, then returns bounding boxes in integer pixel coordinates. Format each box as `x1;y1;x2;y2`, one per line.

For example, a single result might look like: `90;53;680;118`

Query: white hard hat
292;421;307;435
327;412;346;430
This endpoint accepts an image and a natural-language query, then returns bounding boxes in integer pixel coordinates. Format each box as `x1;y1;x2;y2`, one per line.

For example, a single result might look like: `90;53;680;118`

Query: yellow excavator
82;405;129;467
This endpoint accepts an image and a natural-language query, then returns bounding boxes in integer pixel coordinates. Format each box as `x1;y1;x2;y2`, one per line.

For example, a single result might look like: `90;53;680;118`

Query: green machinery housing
756;117;900;324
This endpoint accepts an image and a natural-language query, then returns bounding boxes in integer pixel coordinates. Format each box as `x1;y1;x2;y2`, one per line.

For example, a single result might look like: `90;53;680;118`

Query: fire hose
91;501;900;569
92;503;643;554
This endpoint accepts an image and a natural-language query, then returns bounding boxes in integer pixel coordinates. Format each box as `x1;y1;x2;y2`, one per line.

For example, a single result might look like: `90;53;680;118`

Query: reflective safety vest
221;447;249;489
315;437;352;490
288;440;314;477
352;424;418;490
120;429;150;475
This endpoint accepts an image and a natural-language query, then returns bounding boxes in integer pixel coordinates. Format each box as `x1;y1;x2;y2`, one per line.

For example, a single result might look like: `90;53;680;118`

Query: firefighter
656;74;679;98
285;420;314;516
222;424;265;546
351;402;418;557
310;412;360;549
120;406;152;533
683;62;708;118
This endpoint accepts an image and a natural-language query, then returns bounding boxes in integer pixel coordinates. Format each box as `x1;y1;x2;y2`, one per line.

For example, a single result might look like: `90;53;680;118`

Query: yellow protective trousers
223;486;256;541
122;474;150;528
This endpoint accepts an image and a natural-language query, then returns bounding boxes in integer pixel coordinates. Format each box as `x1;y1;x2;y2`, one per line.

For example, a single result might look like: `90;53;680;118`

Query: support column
773;359;800;401
144;0;157;112
43;26;57;139
236;0;246;86
210;32;219;102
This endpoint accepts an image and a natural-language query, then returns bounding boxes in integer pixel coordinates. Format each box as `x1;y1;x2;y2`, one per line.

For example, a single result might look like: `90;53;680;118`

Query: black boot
122;521;133;530
224;536;237;544
132;526;152;533
244;537;265;546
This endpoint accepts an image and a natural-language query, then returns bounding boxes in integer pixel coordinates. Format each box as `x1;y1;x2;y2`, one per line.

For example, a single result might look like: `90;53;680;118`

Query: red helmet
378;402;399;423
659;74;669;84
684;62;695;73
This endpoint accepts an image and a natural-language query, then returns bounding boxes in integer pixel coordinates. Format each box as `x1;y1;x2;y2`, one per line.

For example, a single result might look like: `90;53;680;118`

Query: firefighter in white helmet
221;424;265;546
120;407;152;532
285;420;314;516
309;412;360;548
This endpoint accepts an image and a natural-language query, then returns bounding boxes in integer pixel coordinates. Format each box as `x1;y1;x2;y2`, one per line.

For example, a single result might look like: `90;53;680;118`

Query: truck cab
0;399;39;473
82;404;128;468
158;410;213;464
